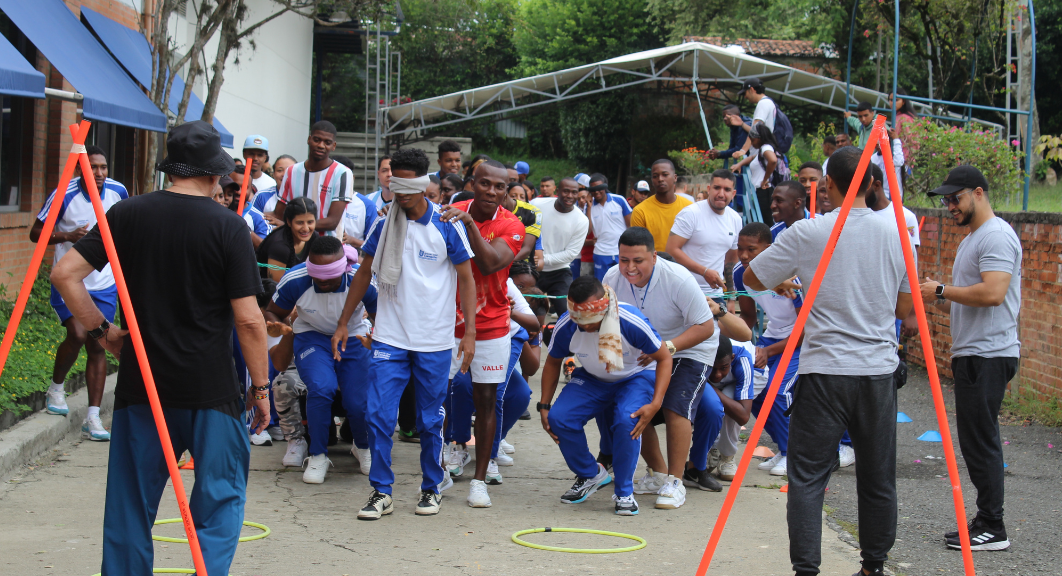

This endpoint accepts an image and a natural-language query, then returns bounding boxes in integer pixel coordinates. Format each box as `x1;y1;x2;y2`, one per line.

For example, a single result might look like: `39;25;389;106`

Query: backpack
757;147;790;187
772;104;794;154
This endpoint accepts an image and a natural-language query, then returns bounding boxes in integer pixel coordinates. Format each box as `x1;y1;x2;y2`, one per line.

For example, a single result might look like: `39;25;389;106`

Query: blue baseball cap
243;135;269;152
515;161;530;175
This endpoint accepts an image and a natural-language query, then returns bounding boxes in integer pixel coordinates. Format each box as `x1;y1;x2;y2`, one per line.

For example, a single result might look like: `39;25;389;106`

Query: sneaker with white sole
655;476;686;509
682;466;722;492
946;517;1010;551
561;464;612;504
358;490;393;520
716;454;738;481
302;453;333;484
613;494;639;516
494;451;514;466
438;474;454;493
250;430;273;446
467;479;492;507
838;444;856;468
266;426;284;441
769;455;788;476
46;388;68;416
633;467;668;495
500;439;515;454
486;459;503;485
757;453;783;471
283;438;308;467
416;490;442;515
81;414;111;441
447;445;471;477
352;447;372;476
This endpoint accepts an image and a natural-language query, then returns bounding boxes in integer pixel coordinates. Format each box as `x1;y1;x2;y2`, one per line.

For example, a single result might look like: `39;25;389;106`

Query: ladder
1004;7;1023;146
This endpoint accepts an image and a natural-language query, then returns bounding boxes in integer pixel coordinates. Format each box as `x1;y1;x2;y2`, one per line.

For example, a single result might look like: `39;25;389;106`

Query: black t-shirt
256;226;316;277
74;190;262;412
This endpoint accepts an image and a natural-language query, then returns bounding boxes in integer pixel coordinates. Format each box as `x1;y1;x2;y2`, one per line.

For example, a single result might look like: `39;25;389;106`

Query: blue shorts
593;254;618;281
51;284;118;325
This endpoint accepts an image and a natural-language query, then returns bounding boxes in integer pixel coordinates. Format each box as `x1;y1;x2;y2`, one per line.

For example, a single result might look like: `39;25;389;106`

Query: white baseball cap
636;180;650;192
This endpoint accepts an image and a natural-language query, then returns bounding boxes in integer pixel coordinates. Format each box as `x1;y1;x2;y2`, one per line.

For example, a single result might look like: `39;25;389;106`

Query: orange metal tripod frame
235;157;253;216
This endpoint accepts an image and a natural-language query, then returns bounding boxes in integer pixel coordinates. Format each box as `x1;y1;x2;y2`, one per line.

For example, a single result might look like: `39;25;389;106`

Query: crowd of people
39;76;1023;576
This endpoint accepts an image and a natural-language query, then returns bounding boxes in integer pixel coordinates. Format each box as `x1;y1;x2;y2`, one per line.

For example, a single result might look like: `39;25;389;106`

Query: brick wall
907;207;1062;399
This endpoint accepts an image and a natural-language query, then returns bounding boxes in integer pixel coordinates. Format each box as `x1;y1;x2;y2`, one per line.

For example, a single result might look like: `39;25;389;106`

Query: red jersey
451;200;525;340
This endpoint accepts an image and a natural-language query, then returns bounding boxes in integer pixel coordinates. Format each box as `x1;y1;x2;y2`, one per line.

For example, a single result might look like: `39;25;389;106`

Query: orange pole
235;156;253;216
878;124;976;576
73;125;209;576
0;122;91;379
809;179;817;218
694;117;884;576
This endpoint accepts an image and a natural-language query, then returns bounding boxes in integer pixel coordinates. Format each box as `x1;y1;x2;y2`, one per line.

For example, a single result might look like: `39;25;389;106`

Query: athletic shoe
45;388;68;416
946;518;1010;551
396;428;420;443
850;569;885;576
438;474;454;493
416;490;442;515
769;455;788;476
561;464;612;504
282;438;308;467
352;447;372;476
706;447;721;473
301;454;333;484
500;439;516;454
486;460;503;485
250;430;273;446
266;426;284;441
682;466;722;492
633;467;668;494
838;444;856;468
358;490;393;520
494;451;514;466
81;414;111;442
716;455;738;481
613;494;639;516
467;479;492;507
596;451;613;475
945;516;978;540
518;409;531;421
447;445;471;477
655;476;686;509
757;453;783;471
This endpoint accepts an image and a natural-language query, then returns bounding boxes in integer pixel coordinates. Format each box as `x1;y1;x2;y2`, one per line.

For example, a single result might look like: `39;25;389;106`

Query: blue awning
0;32;45;98
80;7;233;147
0;0;166;131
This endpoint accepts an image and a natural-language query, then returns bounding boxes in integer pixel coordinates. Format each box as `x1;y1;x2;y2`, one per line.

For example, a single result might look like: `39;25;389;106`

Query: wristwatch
87;319;110;340
536;402;552;411
665;340;677;355
713;309;727;320
935;284;947;301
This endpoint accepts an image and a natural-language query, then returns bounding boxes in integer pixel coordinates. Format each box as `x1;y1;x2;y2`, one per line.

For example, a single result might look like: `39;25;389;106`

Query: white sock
49;382;65;394
87;406;101;420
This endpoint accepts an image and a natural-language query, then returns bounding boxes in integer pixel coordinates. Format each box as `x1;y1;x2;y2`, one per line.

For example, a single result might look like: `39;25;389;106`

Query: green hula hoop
511;527;647;554
151;518;270;543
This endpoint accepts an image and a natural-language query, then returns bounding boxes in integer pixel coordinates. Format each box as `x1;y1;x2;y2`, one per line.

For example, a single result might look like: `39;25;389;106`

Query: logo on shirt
374;350;391;360
512;234;523;242
570;377;584;386
300;348;315;359
303;308;317;314
418;250;439;262
482;365;505;371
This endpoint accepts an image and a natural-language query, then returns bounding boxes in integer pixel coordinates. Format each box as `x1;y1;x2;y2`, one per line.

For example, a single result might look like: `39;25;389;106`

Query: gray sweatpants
272;370;307;441
787;373;896;575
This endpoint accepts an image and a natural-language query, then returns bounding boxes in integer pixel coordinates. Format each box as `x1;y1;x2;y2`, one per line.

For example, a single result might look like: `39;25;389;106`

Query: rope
257;262;288;271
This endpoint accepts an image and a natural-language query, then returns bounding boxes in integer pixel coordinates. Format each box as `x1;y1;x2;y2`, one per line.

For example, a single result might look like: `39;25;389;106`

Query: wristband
536;402;551;411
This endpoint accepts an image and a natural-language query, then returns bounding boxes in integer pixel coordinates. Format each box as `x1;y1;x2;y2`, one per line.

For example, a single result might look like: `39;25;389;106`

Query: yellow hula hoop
511;527;647;554
151;518;271;543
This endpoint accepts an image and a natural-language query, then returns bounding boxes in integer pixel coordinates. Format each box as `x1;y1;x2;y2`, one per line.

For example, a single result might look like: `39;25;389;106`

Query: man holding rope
51;121;267;576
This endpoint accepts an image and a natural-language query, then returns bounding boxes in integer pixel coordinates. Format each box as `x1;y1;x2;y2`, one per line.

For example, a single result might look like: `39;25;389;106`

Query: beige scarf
567;285;624;373
371;175;430;295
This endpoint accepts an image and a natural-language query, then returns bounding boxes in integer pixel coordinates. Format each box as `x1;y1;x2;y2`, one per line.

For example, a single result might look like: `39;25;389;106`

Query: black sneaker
682;466;722;492
396;428;420;443
850;568;885;576
357;490;394;520
561;464;612;504
945;516;978;540
946;518;1010;551
613;494;639;516
518;409;531;421
415;489;442;515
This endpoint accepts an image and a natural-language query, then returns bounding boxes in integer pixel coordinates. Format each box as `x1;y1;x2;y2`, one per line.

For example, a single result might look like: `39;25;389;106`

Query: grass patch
1001;386;1062;427
476;149;581;185
822;504;860;541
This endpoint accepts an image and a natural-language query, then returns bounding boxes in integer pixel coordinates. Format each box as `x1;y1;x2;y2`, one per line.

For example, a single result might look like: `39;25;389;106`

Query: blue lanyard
629;268;654;310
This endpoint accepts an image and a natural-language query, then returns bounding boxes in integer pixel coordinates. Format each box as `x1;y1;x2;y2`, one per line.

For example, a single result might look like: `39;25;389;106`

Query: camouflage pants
272;370;306;441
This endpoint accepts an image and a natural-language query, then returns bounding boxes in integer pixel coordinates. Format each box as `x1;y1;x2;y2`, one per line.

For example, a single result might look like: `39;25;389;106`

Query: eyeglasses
939;190;971;207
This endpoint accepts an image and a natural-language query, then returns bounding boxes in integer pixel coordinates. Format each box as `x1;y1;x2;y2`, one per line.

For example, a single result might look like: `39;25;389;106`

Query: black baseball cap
741;78;764;94
928;165;989;196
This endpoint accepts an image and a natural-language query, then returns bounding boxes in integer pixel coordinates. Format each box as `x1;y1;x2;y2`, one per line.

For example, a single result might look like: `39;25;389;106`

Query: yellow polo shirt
630;194;693;251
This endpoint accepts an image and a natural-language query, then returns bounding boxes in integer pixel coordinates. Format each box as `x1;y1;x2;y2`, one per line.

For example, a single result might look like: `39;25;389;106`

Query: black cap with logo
928;165;989;196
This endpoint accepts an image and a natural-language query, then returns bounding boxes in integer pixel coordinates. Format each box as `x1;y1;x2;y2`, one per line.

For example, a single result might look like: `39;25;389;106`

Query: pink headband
306;244;359;280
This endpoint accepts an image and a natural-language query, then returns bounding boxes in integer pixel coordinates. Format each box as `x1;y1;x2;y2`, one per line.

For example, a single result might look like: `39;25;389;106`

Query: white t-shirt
537;199;589;272
677;192;695;203
506;278;534;338
753;97;777;131
670;202;743;296
872;203;921;263
588;193;632;256
748;144;776;190
871;138;906;199
38;177;127;292
252;172;276;192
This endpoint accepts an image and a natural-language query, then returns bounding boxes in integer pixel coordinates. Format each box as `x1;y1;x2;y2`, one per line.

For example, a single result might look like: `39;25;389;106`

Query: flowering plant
904;118;1024;204
668;147;715;176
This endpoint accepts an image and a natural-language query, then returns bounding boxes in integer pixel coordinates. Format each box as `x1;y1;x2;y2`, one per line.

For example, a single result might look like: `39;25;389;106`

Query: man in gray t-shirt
743;146;913;576
920;165;1021;552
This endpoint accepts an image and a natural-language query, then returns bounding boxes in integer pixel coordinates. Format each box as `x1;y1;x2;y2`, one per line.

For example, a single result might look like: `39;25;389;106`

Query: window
0;15;34;212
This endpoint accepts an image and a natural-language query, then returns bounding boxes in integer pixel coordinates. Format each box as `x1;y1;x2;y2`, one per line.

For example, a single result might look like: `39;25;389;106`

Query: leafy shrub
668;147;714;176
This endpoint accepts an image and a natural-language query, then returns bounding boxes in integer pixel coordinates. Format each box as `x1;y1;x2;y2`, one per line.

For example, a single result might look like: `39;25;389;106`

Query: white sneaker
81;414;110;441
283;438;308;467
757;453;783;471
358;490;393;520
441;442;453;467
486;459;503;485
467;479;492;508
716;454;737;481
447;445;471;477
769;455;788;476
633;467;668;495
302;453;333;484
266;426;284;441
494;451;514;466
655;476;686;509
45;388;68;415
438;474;454;493
838;444;856;468
500;439;515;454
352;447;372;476
249;430;273;446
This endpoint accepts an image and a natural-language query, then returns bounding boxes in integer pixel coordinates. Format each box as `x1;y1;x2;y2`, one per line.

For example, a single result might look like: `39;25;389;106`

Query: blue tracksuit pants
755;335;798;456
101;404;248;576
547;368;654;498
593;254;618;281
367;341;451;494
294;331;371;455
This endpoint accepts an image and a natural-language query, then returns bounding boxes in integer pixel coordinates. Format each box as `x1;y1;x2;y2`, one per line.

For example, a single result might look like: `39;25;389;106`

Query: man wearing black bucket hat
51;120;267;576
920;165;1022;552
